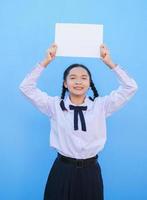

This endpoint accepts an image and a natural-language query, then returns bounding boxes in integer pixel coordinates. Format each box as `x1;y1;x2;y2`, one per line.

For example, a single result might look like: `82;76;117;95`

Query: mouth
74;87;84;90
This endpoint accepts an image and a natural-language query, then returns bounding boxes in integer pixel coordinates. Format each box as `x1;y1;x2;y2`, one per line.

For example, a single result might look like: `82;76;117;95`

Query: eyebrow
69;74;88;77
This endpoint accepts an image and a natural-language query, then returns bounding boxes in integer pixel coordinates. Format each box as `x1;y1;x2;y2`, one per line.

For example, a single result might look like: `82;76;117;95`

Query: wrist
39;59;51;68
107;62;117;69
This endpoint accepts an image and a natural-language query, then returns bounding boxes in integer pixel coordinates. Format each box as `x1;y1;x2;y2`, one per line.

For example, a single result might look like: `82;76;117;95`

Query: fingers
46;43;57;53
51;43;58;49
100;44;105;48
47;43;57;53
100;43;108;50
100;43;110;58
45;43;58;61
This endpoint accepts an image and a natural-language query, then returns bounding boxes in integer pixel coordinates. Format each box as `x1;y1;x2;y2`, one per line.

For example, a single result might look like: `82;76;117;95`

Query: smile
74;87;84;90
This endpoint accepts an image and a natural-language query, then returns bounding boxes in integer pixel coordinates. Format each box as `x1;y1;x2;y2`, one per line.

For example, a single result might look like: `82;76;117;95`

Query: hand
100;44;117;69
40;43;58;67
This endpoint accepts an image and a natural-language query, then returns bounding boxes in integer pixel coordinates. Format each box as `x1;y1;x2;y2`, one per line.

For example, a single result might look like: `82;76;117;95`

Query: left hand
100;44;117;69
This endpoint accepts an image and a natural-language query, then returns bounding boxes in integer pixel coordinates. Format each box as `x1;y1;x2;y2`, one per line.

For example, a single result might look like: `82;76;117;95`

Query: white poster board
55;23;103;58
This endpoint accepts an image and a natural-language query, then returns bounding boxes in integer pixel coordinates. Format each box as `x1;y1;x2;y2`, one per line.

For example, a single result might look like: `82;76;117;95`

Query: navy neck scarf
69;105;87;132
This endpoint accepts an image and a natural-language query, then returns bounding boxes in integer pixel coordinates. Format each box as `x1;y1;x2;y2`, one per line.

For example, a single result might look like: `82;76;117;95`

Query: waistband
57;153;98;168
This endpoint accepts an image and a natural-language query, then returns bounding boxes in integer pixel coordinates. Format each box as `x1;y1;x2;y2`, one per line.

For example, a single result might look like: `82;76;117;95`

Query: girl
19;43;138;200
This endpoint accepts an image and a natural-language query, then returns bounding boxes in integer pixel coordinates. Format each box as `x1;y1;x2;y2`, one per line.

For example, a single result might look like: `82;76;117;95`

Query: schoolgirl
19;43;138;200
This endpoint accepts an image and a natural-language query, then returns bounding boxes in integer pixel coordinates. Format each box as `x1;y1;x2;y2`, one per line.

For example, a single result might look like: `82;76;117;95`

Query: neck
69;94;86;105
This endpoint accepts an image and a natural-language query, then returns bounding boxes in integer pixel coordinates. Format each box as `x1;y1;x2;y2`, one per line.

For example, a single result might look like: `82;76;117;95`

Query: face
64;67;90;97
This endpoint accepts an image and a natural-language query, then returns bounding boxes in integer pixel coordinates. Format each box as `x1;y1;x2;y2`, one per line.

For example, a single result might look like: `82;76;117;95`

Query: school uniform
19;63;138;200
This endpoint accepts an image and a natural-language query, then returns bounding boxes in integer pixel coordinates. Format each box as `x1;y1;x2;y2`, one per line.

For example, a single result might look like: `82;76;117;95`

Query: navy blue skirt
43;153;104;200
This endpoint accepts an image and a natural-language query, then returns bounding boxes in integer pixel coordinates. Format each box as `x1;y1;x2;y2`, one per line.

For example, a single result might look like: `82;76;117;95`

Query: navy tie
69;105;87;131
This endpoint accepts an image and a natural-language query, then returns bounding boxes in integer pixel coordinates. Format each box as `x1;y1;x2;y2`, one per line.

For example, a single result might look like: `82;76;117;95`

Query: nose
75;80;82;84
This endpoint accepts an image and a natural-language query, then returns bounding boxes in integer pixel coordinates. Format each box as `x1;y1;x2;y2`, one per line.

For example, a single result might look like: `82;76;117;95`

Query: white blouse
19;63;138;159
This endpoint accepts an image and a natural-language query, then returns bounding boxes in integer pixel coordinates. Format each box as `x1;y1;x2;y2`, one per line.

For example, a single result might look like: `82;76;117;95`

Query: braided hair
60;64;99;111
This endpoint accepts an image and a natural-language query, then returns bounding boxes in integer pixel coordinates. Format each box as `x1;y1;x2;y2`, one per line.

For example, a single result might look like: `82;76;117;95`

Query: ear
64;80;67;88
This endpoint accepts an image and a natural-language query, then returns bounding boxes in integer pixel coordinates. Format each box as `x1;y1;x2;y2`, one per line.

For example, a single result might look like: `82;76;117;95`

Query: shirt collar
64;95;94;111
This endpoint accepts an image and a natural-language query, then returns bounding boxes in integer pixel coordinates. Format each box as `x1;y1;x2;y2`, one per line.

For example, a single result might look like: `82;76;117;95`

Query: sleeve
19;63;55;118
101;65;138;117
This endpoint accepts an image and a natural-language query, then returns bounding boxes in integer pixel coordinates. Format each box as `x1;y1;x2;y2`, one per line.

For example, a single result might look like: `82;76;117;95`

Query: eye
82;77;87;80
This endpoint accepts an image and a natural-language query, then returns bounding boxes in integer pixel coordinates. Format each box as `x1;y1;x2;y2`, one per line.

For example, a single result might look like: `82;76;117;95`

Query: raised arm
19;43;58;117
99;44;138;117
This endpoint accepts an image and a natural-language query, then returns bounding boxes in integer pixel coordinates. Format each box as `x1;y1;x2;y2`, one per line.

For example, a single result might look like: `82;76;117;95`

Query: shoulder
45;95;61;106
93;96;105;104
92;96;108;109
50;95;61;102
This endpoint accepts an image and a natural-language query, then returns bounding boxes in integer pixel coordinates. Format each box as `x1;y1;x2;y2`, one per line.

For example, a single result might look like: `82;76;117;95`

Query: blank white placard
55;23;103;58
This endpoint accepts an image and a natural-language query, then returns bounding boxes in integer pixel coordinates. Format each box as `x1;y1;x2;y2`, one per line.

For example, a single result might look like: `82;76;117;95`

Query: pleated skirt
43;153;104;200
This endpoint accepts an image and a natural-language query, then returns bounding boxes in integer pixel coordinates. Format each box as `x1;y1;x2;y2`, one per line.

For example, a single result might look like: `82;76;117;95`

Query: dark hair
60;63;99;111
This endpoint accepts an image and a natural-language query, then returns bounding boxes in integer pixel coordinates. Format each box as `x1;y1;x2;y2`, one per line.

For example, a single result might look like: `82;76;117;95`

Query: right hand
40;43;58;67
100;44;117;69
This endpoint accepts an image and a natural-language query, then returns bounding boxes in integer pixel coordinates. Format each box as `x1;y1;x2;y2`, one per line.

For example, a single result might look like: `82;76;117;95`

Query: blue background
0;0;146;199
